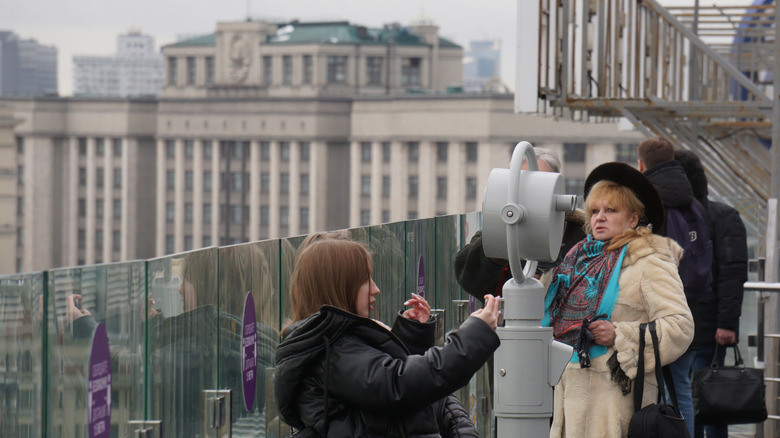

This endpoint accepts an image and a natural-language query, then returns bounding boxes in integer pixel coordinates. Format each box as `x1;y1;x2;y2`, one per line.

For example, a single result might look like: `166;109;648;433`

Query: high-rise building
73;29;164;97
463;39;501;92
1;19;643;274
0;31;58;97
0;105;19;273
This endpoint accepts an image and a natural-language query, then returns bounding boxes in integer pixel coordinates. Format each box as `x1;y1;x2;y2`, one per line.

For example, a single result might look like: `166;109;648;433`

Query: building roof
165;34;216;48
164;21;461;49
268;21;459;48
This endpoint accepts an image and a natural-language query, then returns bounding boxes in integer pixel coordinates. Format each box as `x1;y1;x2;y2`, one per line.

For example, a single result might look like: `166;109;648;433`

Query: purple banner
417;255;425;297
242;292;258;412
88;324;111;438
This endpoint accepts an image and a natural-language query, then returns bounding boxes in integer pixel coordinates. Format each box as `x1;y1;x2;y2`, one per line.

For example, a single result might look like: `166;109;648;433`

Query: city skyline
2;0;736;97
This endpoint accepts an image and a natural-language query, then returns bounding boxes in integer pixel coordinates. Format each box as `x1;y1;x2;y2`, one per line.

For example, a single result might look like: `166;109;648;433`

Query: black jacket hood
644;160;694;209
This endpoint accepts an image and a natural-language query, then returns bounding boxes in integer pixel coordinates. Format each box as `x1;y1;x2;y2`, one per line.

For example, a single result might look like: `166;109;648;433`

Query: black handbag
692;343;768;425
627;322;690;438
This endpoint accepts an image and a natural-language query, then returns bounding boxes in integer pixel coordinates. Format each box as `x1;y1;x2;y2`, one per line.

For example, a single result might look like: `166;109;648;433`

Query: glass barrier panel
105;262;146;437
405;218;436;309
457;211;493;437
434;215;465;333
369;221;407;325
0;272;45;438
48;264;134;437
281;236;304;334
218;241;281;438
46;266;94;437
147;248;218;437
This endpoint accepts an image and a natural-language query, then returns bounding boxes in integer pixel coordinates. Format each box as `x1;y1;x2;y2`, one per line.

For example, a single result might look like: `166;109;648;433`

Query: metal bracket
203;389;232;438
128;420;162;438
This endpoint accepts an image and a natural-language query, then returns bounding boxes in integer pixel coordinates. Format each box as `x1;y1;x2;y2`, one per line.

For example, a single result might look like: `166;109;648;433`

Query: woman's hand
471;294;500;331
144;295;160;320
402;293;431;323
588;320;616;347
66;294;91;324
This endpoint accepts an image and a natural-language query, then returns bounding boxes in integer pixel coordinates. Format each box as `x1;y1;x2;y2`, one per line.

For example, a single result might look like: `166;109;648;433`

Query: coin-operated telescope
482;141;576;438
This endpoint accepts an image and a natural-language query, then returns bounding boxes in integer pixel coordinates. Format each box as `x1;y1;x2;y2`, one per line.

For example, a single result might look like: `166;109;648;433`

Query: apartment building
73;29;164;97
2;18;643;274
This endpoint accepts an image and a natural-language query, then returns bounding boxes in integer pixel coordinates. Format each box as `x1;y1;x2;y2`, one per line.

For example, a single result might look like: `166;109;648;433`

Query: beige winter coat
548;232;694;438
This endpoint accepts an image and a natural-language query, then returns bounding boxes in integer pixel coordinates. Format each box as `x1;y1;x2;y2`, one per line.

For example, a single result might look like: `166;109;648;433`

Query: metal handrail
744;281;780;437
745;282;780;292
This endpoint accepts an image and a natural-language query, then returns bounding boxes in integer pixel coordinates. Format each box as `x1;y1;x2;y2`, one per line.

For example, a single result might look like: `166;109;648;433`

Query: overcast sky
3;0;753;96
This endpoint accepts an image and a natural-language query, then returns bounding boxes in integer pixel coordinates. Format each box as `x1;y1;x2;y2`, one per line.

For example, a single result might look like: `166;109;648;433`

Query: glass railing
0;214;488;438
0;210;766;437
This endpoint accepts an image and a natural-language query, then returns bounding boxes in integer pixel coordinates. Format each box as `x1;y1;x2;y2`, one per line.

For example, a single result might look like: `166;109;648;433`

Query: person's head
520;147;561;172
583;162;664;249
637;137;675;171
674;149;708;202
584;180;642;241
297;231;351;256
180;245;272;319
180;250;218;311
290;239;378;322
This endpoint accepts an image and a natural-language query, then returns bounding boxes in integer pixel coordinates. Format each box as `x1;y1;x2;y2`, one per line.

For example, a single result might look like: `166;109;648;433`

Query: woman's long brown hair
289;239;372;322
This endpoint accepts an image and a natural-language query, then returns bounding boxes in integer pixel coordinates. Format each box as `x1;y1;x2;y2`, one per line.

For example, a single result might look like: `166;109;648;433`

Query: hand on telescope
472;295;500;331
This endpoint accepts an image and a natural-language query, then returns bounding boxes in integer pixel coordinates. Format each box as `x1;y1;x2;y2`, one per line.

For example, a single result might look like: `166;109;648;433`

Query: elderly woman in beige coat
543;162;694;438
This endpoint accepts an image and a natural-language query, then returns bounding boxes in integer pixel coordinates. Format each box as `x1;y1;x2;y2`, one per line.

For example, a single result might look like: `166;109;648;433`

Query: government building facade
0;18;642;274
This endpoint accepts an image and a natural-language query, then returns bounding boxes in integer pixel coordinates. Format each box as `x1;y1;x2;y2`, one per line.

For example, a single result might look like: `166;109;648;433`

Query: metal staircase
532;1;778;435
534;0;773;237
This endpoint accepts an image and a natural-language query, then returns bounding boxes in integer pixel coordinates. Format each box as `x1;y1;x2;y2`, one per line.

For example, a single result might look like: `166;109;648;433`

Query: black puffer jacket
644;160;706;346
274;306;500;437
454;210;587;300
692;199;748;348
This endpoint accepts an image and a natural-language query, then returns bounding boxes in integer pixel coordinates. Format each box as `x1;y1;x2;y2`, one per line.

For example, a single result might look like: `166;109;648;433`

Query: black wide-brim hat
583;162;665;233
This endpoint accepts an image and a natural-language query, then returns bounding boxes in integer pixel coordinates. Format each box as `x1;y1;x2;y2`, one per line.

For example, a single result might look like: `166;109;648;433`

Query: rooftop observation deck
0;211;768;437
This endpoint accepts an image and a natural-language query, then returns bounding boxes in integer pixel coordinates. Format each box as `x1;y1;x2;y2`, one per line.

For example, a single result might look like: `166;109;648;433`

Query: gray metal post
767;7;780;434
481;142;574;437
772;0;780;282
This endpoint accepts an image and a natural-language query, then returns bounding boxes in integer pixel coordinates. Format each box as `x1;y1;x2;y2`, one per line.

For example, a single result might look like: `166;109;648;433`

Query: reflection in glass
148;250;218;437
0;274;44;438
219;242;280;437
46;263;146;438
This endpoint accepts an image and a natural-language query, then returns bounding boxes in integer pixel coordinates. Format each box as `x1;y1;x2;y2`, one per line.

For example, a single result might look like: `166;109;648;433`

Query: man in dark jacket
676;149;748;438
454;147;587;300
638;137;709;437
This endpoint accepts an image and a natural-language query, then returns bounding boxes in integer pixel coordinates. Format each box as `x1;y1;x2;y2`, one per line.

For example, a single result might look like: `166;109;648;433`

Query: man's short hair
637;137;675;169
534;147;561;173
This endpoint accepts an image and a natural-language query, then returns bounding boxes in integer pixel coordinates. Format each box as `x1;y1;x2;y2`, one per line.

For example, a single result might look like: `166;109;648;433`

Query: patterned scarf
542;235;627;362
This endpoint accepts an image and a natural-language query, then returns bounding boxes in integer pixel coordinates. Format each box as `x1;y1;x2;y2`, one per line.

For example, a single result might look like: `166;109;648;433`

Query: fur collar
622;232;683;268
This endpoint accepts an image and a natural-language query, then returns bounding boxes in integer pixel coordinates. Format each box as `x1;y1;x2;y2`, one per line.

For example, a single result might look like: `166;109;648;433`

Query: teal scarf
542;235;627;362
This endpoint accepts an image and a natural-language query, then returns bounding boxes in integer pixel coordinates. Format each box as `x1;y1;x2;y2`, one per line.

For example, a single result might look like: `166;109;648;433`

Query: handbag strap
634;323;649;411
711;343;745;368
634;322;680;412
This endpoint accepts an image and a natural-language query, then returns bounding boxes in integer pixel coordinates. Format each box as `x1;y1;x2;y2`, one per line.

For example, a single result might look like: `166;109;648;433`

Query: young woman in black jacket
274;239;500;437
